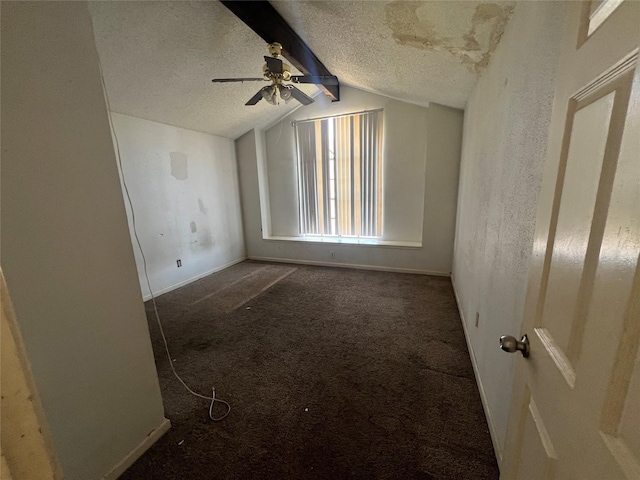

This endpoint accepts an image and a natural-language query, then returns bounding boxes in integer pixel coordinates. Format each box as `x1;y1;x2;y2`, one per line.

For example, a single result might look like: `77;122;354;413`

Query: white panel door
501;1;640;479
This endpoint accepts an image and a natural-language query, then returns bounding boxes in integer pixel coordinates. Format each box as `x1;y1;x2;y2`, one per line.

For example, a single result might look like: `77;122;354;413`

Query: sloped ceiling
90;1;513;140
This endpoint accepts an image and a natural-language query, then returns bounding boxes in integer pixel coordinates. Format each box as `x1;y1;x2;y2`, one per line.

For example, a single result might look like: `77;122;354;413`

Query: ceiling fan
212;43;339;106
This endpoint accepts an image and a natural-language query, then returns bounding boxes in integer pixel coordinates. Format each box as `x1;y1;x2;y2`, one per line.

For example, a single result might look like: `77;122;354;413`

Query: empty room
2;1;639;479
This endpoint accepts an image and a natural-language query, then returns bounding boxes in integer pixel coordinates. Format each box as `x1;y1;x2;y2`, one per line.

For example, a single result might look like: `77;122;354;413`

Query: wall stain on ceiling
385;1;514;74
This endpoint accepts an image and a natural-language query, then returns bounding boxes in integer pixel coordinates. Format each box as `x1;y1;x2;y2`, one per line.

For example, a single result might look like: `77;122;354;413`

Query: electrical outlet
475;312;480;328
330;252;335;259
177;259;182;267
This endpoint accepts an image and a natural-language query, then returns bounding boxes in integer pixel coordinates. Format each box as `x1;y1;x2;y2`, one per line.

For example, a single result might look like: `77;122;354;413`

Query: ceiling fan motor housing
263;62;291;81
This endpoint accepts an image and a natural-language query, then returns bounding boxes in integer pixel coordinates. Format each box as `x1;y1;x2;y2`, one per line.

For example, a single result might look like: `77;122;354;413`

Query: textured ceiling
90;1;514;139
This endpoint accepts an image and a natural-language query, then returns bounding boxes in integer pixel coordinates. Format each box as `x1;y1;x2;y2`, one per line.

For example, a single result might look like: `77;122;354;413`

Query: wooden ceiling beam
220;0;340;102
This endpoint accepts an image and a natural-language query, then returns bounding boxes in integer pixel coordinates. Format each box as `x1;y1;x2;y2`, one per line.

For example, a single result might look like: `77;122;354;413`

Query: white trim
572;48;638;102
101;418;171;480
248;256;449;276
263;235;422;249
588;0;625;36
142;257;247;301
451;276;503;467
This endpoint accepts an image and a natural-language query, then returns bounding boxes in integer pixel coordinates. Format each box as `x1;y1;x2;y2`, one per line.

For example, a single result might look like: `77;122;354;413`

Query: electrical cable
94;44;231;420
209;388;231;422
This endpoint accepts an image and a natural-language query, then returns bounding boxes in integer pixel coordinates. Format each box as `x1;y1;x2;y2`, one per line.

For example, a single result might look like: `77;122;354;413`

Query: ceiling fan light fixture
261;85;277;105
279;84;293;103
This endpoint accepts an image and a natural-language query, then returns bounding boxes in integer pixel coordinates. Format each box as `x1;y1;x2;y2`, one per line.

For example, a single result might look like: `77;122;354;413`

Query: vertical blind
295;110;383;238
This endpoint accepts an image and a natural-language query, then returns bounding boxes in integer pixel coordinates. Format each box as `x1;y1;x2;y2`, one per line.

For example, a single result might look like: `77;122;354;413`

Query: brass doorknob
500;334;530;358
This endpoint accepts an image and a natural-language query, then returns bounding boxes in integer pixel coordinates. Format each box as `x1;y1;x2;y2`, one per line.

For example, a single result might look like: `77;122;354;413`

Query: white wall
452;1;566;463
1;3;168;480
236;87;463;275
112;114;246;299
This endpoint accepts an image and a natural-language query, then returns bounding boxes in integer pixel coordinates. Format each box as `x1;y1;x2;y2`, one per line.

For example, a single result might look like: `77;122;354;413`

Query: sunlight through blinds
296;110;383;238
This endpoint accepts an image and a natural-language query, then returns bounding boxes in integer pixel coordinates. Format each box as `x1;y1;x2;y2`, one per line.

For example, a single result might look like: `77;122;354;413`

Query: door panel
541;89;615;363
515;393;557;480
502;1;640;478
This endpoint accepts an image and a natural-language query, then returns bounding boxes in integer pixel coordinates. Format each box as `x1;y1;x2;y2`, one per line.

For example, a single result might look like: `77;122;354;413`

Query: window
294;110;383;239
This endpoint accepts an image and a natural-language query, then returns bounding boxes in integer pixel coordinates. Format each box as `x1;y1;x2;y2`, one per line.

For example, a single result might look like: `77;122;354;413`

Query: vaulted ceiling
90;1;514;139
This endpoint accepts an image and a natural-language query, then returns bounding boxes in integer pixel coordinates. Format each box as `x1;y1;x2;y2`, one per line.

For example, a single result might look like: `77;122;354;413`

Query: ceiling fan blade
264;56;283;74
212;77;266;83
290;75;339;85
245;89;264;106
289;86;314;106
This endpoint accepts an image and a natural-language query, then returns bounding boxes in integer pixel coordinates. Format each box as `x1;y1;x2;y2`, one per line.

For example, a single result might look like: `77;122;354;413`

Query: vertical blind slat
314;121;324;235
296;122;318;234
362;114;367;236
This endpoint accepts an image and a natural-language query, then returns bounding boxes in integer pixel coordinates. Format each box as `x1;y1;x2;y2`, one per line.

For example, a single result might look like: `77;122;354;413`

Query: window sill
263;235;422;249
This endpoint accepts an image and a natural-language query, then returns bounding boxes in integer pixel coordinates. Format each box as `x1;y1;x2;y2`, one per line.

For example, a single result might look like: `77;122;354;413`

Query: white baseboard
102;418;171;480
451;276;503;467
142;257;247;301
247;256;450;277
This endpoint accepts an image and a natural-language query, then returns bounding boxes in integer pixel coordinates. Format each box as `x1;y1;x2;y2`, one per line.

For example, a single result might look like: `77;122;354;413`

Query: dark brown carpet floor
120;261;499;480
